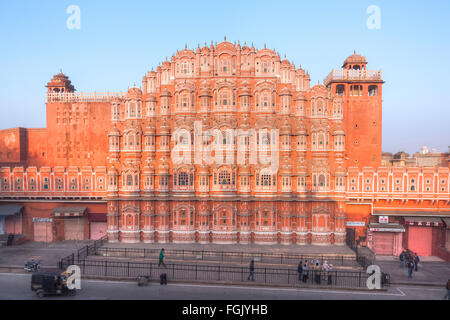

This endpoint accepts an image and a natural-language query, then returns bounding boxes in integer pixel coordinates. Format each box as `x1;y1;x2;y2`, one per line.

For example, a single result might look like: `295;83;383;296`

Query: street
0;273;446;300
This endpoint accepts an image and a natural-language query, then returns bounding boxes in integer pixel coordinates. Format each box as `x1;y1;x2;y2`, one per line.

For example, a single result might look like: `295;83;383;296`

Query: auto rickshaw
30;270;76;298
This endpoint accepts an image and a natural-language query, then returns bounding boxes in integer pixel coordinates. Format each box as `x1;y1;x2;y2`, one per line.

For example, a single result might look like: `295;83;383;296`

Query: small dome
145;94;157;102
239;86;251;96
144;162;155;173
144;123;156;135
342;51;367;67
296;165;307;173
108;126;120;136
159;161;170;171
279;87;291;96
239;165;251;174
333;125;345;136
126;87;142;99
160;89;172;97
296;122;308;135
280;119;291;134
54;71;69;80
295;92;306;101
199;88;211;97
108;166;119;175
335;165;346;174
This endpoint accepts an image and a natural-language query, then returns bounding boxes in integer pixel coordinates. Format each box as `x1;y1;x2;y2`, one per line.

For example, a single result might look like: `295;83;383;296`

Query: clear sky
0;0;449;154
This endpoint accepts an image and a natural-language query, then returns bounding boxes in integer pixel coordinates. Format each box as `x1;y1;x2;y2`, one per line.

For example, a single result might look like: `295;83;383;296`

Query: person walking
406;249;412;263
443;279;450;300
158;248;166;267
297;260;303;281
399;250;405;268
327;264;333;285
407;259;414;279
322;261;329;285
302;263;309;283
248;259;255;281
414;253;420;272
314;262;321;285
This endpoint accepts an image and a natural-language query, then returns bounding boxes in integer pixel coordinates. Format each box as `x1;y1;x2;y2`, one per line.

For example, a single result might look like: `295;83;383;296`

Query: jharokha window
350;85;363;96
218;171;231;185
178;172;189;186
368;85;378;96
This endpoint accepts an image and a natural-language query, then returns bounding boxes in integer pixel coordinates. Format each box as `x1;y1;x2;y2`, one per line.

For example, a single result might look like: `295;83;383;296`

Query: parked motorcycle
24;260;41;273
137;276;151;286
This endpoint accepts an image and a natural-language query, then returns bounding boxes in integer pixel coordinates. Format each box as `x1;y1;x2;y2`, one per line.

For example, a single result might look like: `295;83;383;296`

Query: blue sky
0;0;449;154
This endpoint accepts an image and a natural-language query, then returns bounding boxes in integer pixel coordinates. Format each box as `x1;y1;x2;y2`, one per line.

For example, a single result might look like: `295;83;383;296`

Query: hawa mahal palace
0;40;449;259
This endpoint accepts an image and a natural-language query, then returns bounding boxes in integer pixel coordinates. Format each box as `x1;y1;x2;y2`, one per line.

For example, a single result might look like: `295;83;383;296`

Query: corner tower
324;52;384;168
46;70;75;94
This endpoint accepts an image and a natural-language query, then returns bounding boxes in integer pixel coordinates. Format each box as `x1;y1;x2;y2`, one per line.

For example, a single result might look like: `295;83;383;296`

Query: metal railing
94;247;359;267
57;237;389;289
60;258;374;289
47;92;126;103
58;235;108;269
323;69;382;86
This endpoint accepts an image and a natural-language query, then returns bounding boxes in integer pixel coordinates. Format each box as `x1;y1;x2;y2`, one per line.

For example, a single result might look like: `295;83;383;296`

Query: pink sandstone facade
0;41;449;258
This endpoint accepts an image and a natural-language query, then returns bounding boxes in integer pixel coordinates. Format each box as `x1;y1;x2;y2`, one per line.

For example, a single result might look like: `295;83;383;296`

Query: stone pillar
107;200;119;243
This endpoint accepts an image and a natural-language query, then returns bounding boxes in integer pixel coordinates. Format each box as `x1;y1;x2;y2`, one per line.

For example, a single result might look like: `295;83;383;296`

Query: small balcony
47;92;126;103
324;69;382;86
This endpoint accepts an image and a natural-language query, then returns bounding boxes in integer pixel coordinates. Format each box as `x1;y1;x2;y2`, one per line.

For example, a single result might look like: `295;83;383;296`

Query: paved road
0;273;446;300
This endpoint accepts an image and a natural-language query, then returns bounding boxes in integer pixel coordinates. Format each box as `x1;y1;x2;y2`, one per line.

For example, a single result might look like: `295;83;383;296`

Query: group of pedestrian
399;249;420;279
297;259;333;285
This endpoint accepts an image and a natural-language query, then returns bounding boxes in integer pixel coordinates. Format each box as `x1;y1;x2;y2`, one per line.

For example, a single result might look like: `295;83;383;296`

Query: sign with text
346;221;365;227
32;217;53;223
379;216;389;224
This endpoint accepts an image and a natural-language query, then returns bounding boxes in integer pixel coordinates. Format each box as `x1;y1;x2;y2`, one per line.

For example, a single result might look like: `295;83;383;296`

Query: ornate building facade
0;41;449;258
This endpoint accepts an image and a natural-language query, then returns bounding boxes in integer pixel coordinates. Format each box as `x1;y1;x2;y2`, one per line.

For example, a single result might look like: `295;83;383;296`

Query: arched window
218;170;231;185
126;174;133;186
350;85;363;96
368;85;378;96
261;131;270;145
261;92;270;108
220;90;230;108
319;175;325;187
178;172;189;186
318;133;324;148
261;174;272;186
182;61;190;74
336;85;345;96
221;59;229;73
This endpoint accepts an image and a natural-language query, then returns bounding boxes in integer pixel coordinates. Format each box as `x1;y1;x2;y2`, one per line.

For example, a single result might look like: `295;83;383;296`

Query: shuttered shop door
64;218;84;240
90;222;107;240
373;232;395;255
408;226;432;256
33;222;52;242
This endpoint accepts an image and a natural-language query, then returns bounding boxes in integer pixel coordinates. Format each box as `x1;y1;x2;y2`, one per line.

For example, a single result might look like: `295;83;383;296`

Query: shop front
89;212;107;240
51;207;87;241
0;204;23;235
404;217;443;256
367;223;405;256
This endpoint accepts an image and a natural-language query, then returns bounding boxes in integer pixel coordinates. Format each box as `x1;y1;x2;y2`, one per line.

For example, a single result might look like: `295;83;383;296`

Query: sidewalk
374;258;450;287
0;240;94;268
104;242;356;257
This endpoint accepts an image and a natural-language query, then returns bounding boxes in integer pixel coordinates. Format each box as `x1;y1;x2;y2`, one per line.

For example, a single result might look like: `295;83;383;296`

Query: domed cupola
46;70;75;93
342;51;367;70
126;86;142;99
108;125;120;137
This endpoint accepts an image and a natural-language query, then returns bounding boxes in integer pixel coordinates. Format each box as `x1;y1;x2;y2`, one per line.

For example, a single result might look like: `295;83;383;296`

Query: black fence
58;236;388;289
60;258;376;289
94;247;359;267
58;235;108;270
